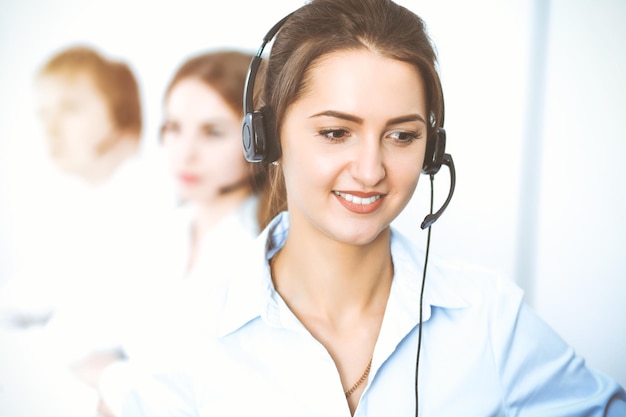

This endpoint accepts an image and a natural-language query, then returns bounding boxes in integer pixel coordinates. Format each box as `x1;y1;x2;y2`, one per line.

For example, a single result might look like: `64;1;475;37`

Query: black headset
241;11;455;230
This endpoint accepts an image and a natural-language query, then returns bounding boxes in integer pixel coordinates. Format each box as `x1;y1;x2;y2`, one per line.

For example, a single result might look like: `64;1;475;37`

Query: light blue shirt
122;212;626;417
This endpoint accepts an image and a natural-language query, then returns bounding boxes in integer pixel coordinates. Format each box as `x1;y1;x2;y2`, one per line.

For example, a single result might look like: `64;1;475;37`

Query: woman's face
279;49;428;246
36;73;117;174
161;78;250;204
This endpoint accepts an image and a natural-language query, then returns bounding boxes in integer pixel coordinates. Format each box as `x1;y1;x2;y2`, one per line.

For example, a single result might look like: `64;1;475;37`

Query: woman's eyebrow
387;114;426;125
309;110;426;126
310;110;362;123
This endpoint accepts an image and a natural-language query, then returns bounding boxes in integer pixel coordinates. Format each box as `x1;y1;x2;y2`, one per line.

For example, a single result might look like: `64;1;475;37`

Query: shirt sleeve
490;281;626;417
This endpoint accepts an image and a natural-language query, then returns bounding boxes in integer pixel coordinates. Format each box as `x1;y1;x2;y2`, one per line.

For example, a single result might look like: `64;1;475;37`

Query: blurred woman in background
76;49;270;417
0;45;176;327
36;45;143;186
156;49;270;277
0;45;175;417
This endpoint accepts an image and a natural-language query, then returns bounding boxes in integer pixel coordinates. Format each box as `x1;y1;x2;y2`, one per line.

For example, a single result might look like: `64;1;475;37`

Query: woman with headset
122;1;626;416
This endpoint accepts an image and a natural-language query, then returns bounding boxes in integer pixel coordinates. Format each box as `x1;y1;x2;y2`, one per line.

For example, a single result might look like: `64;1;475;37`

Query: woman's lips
333;190;384;214
178;173;200;185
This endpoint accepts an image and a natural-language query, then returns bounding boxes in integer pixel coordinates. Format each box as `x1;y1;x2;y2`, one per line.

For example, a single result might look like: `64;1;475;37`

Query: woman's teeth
334;191;381;205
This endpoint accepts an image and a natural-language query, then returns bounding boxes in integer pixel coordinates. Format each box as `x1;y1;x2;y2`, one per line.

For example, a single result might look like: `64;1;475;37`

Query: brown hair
164;50;273;229
255;0;444;222
39;45;142;139
164;50;252;119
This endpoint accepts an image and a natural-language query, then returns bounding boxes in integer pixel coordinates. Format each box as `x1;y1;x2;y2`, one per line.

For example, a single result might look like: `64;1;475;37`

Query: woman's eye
60;100;80;113
389;130;421;144
318;128;350;142
201;125;223;138
161;121;179;136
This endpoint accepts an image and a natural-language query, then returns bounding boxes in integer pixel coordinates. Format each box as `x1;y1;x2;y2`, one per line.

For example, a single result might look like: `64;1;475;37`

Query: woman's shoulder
390;226;524;308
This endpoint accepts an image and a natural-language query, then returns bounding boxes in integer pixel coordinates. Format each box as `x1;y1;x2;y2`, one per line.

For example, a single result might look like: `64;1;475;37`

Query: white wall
0;0;623;392
533;0;626;388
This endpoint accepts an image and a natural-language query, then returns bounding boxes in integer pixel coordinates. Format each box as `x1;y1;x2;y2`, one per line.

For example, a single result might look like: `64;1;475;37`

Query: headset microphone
419;126;456;229
421;153;456;229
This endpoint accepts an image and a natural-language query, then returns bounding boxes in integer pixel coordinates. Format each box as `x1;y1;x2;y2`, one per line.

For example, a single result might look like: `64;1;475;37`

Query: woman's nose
177;134;199;163
349;138;386;187
40;110;61;141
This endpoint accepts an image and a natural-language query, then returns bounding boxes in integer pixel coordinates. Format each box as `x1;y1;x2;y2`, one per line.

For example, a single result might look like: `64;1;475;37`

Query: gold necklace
344;357;373;398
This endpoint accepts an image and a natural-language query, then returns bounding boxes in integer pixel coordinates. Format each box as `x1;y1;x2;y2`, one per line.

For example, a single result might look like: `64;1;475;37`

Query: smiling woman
279;50;426;247
116;1;626;417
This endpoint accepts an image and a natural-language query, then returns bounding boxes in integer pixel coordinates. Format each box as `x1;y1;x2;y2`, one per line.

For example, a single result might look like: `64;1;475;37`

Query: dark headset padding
422;127;446;175
242;105;279;163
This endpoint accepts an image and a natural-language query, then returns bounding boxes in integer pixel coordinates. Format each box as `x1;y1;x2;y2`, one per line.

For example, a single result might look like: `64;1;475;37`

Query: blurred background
0;0;624;413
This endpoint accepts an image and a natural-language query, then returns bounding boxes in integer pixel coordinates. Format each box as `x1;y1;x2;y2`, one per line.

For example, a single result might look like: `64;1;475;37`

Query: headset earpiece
242;105;279;163
422;127;446;175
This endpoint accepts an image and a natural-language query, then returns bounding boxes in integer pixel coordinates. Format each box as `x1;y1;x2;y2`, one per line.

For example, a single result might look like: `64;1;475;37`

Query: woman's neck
271;215;393;413
186;187;253;271
272;223;393;322
193;187;252;235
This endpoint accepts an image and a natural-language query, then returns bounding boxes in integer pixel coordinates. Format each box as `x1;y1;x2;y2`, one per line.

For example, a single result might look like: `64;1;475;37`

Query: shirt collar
215;212;283;337
389;229;470;315
216;212;470;338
